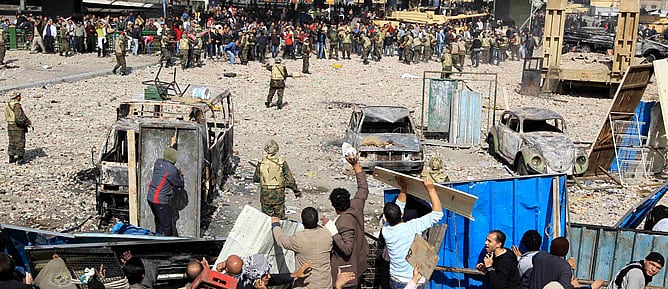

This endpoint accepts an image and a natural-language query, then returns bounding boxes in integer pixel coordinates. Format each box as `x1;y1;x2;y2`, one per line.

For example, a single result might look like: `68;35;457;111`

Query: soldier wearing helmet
265;57;289;109
253;140;301;218
421;157;450;183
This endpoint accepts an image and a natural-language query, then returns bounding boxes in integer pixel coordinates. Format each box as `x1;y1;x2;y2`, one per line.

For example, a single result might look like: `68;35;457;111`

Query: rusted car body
344;106;424;172
95;86;234;236
487;107;588;175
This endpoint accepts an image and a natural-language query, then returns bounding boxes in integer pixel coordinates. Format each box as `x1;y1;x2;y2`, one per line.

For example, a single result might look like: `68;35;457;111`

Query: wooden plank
372;167;477;220
127;130;138;226
593;229;616;281
585;64;654;176
552;177;561;237
655;60;668;141
406;234;440;280
427;224;448;251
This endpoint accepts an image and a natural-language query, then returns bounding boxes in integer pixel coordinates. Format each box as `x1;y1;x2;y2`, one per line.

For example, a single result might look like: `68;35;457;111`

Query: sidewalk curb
0;61;159;93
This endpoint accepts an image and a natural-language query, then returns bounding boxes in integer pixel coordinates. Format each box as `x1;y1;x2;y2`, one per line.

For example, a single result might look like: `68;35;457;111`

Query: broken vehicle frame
487;107;588;175
95;86;234;228
344;105;424;172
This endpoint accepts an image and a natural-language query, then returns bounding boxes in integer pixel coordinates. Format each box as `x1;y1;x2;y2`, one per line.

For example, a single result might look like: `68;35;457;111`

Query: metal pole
19;0;25;11
163;0;168;19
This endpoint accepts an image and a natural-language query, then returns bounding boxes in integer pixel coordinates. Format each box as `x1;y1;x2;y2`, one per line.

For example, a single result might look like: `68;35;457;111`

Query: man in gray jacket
607;252;664;289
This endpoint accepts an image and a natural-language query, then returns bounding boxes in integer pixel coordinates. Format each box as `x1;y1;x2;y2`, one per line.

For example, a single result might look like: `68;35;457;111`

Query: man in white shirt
382;177;443;289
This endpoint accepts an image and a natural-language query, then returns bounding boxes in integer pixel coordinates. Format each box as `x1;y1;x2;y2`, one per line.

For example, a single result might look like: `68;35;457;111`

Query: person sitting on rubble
528;237;604;289
200;254;312;289
123;257;145;289
511;229;541;287
643;205;668;232
607;252;664;289
382;177;443;289
0;253;31;289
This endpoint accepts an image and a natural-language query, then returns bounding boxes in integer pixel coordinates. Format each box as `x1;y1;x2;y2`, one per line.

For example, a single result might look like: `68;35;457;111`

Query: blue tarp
615;181;668;229
384;174;568;289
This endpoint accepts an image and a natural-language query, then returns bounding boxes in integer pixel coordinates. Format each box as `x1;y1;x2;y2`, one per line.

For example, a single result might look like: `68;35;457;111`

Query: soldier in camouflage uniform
302;38;312;74
341;29;353;60
192;34;203;67
372;32;383;61
161;29;174;68
361;33;371;65
0;26;6;64
328;25;339;60
253;140;301;218
421;157;450;183
5;91;31;164
265;58;288;109
441;48;453;78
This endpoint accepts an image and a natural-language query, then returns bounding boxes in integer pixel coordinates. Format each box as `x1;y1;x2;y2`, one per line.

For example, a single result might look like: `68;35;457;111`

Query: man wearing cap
607;252;664;289
265;58;288;109
146;136;185;236
253;140;300;218
5;91;31;164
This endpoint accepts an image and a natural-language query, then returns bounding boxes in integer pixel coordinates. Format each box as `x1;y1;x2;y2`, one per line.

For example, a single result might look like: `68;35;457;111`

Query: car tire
516;156;529;176
487;135;496;156
645;53;657;63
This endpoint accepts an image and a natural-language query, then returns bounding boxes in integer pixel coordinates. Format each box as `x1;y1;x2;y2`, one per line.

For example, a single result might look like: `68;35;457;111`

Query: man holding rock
5;91;31;164
253;140;301;218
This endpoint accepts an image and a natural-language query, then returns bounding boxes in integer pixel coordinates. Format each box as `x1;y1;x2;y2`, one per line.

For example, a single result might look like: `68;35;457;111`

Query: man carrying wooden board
382;177;443;289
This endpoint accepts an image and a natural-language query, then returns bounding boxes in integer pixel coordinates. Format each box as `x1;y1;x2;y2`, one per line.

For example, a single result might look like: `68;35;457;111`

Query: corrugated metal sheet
450;89;482;146
569;223;668;287
216;205;302;274
427;79;457;134
384;174;567;289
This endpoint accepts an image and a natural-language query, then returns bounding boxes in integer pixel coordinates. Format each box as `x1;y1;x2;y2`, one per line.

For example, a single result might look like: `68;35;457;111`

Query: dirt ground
0;49;662;237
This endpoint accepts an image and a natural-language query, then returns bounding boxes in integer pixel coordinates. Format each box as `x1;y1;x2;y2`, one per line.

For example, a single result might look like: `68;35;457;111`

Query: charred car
95;85;234;237
486;107;588;175
636;34;668;63
344;106;424;172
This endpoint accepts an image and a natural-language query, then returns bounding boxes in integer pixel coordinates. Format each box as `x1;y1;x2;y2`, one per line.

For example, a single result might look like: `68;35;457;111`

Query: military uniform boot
112;68;117;74
15;157;25;165
8;156;16;163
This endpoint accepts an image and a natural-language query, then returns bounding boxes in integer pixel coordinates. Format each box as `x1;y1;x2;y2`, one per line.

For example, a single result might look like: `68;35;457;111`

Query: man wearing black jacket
476;230;521;289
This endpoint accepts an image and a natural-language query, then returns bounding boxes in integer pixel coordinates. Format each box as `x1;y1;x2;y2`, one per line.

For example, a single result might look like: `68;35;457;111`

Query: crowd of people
2;3;668;289
0;1;548;75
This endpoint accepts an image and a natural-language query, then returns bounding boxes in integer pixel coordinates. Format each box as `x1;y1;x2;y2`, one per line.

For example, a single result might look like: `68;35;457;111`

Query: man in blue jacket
147;137;184;236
